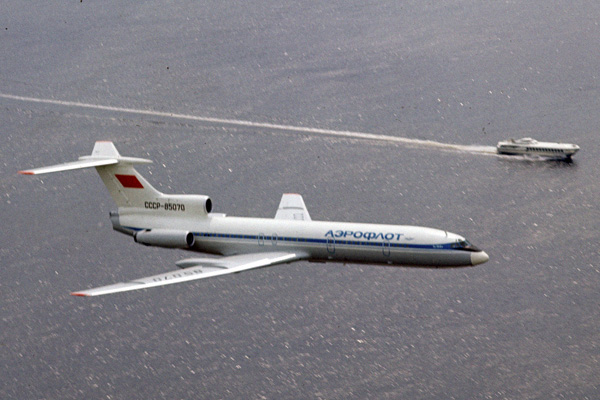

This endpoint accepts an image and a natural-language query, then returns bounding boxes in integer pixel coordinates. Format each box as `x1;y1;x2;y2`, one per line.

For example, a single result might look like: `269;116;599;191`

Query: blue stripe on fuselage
192;231;456;250
124;228;459;250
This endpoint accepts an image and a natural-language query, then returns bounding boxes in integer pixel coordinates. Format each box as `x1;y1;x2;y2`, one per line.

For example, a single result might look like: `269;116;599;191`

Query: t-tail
19;141;212;238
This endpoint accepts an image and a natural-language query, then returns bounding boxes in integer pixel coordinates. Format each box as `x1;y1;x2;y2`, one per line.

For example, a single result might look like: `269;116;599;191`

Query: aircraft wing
274;193;312;221
71;251;306;297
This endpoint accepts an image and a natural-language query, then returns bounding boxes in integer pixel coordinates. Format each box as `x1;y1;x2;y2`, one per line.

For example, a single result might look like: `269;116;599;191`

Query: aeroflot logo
325;230;404;241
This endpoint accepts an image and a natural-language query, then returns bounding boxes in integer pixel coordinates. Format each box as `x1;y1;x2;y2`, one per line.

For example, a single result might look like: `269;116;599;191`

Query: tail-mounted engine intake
134;229;195;248
146;194;212;215
176;194;212;215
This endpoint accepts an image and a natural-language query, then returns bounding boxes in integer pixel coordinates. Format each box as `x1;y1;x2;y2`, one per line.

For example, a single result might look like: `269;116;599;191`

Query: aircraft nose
470;251;489;266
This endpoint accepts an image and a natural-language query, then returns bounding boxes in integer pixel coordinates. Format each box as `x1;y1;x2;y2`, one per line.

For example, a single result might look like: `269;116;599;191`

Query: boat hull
496;138;579;158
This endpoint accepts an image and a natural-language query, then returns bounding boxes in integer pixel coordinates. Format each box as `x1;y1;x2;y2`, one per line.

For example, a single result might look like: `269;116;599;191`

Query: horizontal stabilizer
18;141;152;175
18;158;118;175
275;193;312;221
71;251;306;297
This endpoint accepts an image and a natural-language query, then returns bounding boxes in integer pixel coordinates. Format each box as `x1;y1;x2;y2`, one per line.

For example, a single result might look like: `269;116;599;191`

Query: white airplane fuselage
113;210;487;267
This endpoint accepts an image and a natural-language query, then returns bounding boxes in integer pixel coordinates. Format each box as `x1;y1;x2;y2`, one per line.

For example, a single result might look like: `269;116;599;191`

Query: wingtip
70;292;89;297
18;170;34;175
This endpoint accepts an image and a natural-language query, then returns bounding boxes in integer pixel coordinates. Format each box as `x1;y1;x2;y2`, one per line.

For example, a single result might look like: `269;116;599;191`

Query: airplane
19;141;489;297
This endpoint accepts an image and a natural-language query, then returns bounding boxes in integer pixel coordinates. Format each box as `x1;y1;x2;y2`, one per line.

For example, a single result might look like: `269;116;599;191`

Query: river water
1;1;599;398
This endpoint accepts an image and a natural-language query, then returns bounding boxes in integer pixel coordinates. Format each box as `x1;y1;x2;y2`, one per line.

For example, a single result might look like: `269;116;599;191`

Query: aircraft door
327;237;335;254
272;233;278;246
382;240;391;256
258;233;265;246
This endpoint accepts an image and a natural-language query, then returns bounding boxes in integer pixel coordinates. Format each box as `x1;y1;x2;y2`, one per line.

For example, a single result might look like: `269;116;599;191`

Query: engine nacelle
134;229;195;248
150;194;212;215
179;194;212;215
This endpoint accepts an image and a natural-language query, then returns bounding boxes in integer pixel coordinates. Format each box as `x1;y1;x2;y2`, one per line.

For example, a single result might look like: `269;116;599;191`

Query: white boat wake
0;93;498;156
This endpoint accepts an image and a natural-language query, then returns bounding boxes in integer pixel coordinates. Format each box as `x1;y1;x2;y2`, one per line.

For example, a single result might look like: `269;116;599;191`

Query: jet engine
154;194;212;215
134;229;195;248
185;195;212;214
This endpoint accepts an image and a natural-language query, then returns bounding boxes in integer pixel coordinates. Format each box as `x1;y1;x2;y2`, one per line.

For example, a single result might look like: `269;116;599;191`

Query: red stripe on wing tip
115;174;144;189
70;292;89;297
18;170;34;175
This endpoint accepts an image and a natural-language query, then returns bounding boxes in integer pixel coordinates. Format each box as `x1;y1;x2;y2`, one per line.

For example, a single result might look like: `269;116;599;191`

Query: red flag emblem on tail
115;174;144;189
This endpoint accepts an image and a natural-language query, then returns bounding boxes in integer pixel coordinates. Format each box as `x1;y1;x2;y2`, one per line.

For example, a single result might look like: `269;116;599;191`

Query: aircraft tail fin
19;141;163;207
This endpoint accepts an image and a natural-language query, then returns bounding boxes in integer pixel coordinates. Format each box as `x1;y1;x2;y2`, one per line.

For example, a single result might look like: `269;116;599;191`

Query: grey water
1;1;599;398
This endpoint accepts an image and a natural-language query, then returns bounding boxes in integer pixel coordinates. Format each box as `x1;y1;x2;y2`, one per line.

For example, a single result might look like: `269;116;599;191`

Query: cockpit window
451;240;481;252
